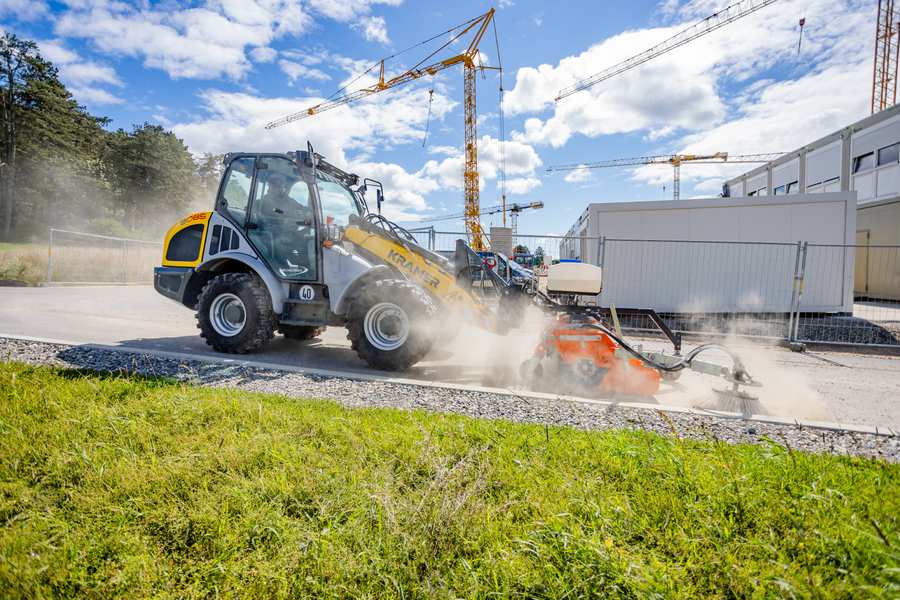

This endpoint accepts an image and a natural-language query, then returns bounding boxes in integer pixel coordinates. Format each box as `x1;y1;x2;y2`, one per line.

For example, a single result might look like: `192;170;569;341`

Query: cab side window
218;156;255;225
247;157;317;281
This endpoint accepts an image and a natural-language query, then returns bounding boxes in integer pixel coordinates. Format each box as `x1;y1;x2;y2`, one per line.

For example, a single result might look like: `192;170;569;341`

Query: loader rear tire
346;279;436;371
278;324;326;340
196;272;276;354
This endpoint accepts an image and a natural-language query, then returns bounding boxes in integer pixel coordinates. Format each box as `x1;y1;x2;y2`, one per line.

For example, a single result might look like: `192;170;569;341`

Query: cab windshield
316;171;362;228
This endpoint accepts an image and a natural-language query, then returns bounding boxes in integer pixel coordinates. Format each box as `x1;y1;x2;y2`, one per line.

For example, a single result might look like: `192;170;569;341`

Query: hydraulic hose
582;322;753;383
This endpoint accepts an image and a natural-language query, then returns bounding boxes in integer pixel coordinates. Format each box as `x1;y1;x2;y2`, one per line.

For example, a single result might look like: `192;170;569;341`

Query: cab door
247;156;319;281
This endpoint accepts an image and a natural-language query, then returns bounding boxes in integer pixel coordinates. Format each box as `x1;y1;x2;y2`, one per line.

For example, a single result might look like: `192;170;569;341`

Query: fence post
599;236;606;268
787;241;802;341
46;228;53;284
123;240;128;284
791;242;809;342
137;240;142;284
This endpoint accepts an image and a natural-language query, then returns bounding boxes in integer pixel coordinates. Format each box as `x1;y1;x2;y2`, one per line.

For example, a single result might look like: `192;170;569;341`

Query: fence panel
793;244;900;347
597;239;801;341
48;229;162;285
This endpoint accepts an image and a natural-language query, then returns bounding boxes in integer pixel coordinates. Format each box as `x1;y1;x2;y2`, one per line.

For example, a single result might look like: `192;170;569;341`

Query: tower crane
265;10;501;250
555;0;780;102
421;200;544;248
873;0;900;114
547;152;785;200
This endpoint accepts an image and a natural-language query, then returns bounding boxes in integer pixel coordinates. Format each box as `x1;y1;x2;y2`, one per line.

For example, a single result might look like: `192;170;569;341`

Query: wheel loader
154;143;765;410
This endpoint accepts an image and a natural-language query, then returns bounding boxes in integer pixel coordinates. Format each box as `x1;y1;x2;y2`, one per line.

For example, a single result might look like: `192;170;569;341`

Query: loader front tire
346;279;436;371
278;324;327;340
196;272;276;354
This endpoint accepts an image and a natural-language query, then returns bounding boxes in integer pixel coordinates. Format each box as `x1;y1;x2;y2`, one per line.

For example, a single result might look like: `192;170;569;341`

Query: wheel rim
364;302;409;351
209;293;246;337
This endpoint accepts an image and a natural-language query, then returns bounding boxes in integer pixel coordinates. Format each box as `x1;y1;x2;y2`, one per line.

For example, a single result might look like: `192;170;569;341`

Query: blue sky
1;0;876;236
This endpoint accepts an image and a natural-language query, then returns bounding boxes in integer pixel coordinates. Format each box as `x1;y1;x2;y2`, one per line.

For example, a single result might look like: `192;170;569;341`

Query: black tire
195;272;277;354
278;324;327;340
346;279;437;371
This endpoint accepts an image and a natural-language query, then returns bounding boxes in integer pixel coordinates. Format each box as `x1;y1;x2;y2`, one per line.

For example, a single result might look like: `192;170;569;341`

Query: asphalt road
1;285;899;431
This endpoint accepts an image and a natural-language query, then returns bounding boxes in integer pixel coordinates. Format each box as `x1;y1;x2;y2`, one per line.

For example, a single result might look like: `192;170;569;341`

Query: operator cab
215;151;365;282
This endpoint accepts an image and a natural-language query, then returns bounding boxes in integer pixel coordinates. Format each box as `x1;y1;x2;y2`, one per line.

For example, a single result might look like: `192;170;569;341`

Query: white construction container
563;192;857;313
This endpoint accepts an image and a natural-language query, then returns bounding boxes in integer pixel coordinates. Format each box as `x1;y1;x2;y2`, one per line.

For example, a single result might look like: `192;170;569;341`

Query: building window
748;190;756;196
853;152;875;174
774;185;785;195
786;181;799;194
878;143;899;166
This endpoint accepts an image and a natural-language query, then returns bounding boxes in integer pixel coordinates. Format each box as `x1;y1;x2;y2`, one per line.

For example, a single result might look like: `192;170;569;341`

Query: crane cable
493;18;507;219
325;14;489;103
423;90;434;147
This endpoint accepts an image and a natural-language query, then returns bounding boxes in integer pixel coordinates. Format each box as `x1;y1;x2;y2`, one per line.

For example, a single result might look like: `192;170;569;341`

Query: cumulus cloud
505;0;874;150
564;168;593;183
250;47;277;63
351;16;390;44
48;0;401;81
35;39;124;104
70;87;125;105
279;60;332;84
506;177;541;194
0;0;48;19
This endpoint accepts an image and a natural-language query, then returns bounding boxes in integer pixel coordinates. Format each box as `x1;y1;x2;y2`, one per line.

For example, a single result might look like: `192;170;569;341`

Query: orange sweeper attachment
520;262;767;413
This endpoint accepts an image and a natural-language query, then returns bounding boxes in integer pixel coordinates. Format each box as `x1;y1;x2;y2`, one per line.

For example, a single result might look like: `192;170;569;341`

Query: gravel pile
2;337;898;462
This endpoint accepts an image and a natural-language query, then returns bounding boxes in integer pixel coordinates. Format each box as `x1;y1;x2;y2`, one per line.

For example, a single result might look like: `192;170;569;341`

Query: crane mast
874;0;900;114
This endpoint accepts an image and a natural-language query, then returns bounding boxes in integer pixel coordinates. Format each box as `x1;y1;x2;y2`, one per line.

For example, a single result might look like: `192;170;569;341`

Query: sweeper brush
695;386;771;416
522;262;767;414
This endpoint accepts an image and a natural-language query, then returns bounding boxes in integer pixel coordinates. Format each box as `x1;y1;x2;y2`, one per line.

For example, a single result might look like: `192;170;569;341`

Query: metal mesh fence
793;244;900;347
404;229;900;348
600;239;801;341
47;229;162;285
42;224;900;347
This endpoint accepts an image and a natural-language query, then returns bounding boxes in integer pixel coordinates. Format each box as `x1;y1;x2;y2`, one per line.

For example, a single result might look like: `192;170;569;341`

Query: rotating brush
694;382;772;416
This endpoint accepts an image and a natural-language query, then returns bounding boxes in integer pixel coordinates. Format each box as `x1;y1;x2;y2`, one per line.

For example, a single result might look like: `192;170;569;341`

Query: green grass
0;243;45;283
0;361;898;599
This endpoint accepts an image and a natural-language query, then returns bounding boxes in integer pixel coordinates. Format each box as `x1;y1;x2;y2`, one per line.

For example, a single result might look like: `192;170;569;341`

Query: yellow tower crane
547;153;785;200
265;10;501;250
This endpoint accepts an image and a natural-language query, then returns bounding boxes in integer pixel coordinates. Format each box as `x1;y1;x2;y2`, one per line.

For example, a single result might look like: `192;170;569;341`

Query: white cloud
250;47;277;63
427;145;458;155
505;0;875;150
70;86;124;105
278;60;332;83
49;0;402;81
506;177;541;195
0;0;48;20
564;168;593;183
351;15;390;44
36;39;123;100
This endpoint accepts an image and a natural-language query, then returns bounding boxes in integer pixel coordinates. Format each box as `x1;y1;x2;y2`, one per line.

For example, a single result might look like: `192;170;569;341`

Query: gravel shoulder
3;336;898;463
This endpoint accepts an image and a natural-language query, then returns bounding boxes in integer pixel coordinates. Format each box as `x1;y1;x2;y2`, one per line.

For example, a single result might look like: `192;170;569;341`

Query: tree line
0;32;224;242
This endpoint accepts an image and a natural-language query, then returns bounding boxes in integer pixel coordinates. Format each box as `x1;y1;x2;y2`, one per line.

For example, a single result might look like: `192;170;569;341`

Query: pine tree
0;32;37;239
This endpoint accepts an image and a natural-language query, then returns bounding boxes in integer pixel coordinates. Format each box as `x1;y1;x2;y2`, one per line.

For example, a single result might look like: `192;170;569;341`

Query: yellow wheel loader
155;143;531;371
155;143;765;411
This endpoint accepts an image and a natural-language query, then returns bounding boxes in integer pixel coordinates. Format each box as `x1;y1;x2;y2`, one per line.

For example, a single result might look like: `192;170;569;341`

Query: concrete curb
2;333;897;438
